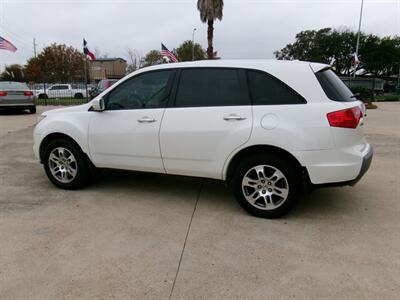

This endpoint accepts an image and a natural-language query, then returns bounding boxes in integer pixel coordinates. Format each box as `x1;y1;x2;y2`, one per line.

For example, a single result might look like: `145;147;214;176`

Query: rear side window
315;69;355;102
247;70;306;105
175;68;249;107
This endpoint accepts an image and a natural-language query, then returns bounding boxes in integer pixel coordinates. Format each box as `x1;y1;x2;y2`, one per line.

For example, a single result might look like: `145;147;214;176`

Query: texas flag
83;39;96;60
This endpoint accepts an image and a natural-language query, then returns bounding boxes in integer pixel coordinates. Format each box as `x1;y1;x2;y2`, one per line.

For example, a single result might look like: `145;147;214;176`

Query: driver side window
106;70;173;110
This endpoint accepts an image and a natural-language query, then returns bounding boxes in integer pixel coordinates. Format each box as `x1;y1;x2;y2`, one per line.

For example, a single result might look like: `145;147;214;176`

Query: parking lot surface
0;103;399;299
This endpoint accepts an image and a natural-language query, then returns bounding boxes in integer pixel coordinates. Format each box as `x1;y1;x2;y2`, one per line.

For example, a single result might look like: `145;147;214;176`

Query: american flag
0;36;17;52
161;43;178;63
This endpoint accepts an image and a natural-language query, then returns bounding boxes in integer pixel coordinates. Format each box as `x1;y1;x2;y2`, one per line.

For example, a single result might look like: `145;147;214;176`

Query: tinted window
0;81;29;90
175;69;249;107
50;85;68;90
97;80;106;91
247;70;306;105
106;70;173;110
315;69;355;102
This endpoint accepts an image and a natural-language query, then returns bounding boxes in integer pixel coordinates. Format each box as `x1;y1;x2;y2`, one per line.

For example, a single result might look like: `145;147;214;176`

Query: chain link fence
31;82;95;105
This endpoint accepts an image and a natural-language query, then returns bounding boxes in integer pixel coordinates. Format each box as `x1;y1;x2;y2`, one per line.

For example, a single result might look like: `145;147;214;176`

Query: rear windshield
0;81;29;90
315;69;355;102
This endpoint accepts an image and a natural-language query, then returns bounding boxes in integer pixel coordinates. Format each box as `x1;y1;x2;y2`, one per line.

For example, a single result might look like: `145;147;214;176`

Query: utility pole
33;38;37;58
192;28;196;61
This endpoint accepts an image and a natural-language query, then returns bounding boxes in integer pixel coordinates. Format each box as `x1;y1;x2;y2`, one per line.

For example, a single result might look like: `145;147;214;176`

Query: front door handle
223;114;247;121
138;117;156;123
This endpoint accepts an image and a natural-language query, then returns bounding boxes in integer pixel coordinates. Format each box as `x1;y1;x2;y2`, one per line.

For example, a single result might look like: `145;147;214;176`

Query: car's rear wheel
29;106;36;114
231;154;300;218
43;139;90;189
74;93;83;99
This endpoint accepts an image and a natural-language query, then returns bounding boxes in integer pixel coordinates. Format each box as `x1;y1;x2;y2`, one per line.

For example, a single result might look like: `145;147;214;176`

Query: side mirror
91;97;105;112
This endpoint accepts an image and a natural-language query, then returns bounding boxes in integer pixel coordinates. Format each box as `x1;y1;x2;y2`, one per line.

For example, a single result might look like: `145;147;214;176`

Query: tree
141;50;163;67
197;0;224;59
361;36;400;76
24;43;85;82
126;48;142;73
274;28;357;74
274;28;400;76
0;64;24;81
174;40;206;61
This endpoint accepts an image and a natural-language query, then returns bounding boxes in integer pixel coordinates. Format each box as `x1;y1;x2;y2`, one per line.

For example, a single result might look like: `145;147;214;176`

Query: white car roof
137;59;328;72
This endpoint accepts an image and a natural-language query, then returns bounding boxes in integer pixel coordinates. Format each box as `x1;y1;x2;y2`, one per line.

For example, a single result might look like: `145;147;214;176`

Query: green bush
36;98;88;106
381;95;399;101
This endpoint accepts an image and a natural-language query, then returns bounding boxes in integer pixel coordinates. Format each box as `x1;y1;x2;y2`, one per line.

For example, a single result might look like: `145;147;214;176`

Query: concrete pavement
0;104;399;299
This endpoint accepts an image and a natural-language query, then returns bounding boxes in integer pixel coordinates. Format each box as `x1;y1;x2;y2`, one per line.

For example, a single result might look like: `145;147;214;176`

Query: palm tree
197;0;224;59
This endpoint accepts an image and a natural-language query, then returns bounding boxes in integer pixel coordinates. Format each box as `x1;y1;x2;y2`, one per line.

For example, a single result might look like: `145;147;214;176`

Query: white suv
33;60;372;218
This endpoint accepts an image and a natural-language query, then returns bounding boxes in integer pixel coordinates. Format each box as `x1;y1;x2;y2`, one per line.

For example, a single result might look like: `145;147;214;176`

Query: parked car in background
89;79;118;99
36;84;87;99
33;60;372;218
0;81;36;113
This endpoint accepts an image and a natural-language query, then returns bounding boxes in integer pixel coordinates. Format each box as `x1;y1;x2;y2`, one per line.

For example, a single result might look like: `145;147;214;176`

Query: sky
0;0;399;70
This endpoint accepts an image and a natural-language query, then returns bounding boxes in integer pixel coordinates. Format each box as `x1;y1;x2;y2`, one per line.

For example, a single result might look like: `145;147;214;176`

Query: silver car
0;81;36;113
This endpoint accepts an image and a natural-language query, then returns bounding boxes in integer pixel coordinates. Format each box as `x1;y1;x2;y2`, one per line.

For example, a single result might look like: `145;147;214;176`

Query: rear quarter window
247;70;306;105
315;69;356;102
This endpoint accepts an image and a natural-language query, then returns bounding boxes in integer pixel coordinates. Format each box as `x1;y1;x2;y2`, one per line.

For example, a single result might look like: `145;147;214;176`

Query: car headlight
36;114;47;125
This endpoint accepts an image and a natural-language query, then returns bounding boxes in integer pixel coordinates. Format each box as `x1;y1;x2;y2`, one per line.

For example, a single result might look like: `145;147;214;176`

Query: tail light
327;106;362;129
0;91;7;96
24;91;34;96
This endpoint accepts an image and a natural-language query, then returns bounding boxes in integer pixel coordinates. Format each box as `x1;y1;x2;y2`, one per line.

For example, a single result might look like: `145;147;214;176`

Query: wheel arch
224;144;306;184
39;132;86;163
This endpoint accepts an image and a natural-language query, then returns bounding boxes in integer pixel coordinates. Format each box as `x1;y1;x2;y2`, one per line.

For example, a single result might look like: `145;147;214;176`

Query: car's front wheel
43;139;90;189
231;154;301;218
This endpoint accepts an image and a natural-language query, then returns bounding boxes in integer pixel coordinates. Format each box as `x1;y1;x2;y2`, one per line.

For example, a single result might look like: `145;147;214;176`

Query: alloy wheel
242;165;289;210
48;147;78;183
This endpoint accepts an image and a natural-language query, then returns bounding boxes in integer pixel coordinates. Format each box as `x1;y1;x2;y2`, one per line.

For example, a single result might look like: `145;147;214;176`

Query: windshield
0;81;29;90
315;69;355;102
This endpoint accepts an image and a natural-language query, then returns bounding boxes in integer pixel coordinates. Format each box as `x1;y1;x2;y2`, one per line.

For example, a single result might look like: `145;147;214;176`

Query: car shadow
0;108;32;115
88;169;361;220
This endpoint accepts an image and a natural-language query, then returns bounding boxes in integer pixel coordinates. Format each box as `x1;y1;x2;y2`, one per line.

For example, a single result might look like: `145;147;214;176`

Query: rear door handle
138;117;156;123
223;114;247;121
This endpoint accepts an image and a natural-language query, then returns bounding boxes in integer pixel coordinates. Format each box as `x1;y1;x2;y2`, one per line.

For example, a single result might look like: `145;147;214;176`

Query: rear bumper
309;145;373;189
349;145;373;185
0;103;35;108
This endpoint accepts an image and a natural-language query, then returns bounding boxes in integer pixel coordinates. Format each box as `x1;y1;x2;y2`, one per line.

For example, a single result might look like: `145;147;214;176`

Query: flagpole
192;28;196;61
354;0;364;78
83;55;88;100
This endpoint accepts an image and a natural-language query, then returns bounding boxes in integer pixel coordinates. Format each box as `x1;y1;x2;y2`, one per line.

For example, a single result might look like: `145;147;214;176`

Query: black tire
74;93;83;99
230;154;301;218
29;106;36;114
38;94;48;99
43;138;91;190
